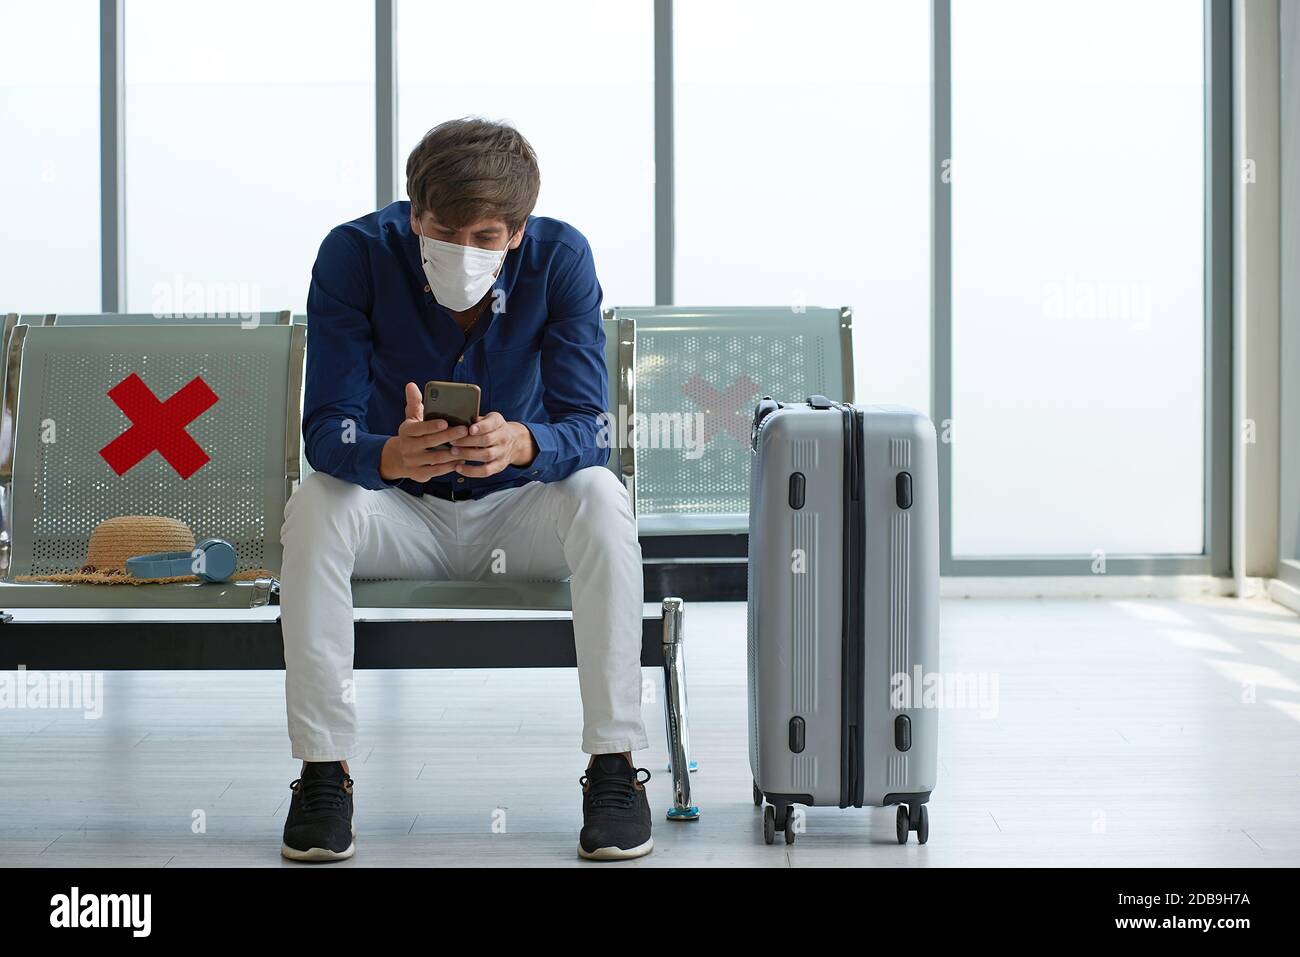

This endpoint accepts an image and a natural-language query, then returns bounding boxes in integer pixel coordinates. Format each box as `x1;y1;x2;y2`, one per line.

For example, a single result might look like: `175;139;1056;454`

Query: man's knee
551;468;637;550
282;471;372;546
556;467;632;517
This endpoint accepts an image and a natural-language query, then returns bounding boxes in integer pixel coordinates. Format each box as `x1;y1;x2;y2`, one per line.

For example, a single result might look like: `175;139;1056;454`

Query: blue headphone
126;538;238;583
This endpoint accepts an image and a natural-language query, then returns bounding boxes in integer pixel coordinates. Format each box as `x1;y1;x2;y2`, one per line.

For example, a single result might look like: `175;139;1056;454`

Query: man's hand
379;383;468;482
450;411;538;478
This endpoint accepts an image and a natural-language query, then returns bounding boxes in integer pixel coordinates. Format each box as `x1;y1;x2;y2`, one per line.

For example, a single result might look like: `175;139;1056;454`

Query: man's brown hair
406;117;541;233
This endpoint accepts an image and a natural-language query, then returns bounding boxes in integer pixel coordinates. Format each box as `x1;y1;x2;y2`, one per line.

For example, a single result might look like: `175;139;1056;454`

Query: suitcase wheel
896;803;931;845
760;799;800;846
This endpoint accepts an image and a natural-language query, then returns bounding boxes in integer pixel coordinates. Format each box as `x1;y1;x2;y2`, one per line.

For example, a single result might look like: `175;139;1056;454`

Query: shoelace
579;767;651;810
290;775;353;817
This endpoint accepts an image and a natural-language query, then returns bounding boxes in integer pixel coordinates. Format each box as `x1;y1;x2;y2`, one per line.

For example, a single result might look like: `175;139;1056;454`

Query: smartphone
422;380;481;450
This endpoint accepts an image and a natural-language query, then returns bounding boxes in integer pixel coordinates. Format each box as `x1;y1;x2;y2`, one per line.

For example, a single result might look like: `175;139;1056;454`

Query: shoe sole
281;825;356;863
578;837;654;861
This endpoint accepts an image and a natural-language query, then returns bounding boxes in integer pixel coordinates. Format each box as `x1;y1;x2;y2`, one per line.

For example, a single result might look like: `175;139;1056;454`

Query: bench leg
660;596;699;821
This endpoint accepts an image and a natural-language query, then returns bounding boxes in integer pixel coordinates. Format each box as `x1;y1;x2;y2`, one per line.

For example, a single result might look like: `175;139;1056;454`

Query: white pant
279;466;649;760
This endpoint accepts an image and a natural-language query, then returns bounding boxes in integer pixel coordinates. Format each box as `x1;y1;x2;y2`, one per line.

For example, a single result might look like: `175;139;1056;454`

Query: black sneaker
578;754;654;861
281;761;355;862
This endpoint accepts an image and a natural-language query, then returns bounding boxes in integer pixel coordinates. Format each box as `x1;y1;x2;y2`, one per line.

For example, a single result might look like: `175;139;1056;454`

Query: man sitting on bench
279;117;651;863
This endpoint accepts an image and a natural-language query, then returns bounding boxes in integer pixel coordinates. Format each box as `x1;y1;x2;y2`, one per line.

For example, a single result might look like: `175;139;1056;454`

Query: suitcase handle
806;394;835;410
750;396;783;451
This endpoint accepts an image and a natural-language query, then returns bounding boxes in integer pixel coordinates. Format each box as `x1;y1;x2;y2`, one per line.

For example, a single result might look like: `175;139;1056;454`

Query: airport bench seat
0;580;271;609
0;313;697;818
605;305;854;539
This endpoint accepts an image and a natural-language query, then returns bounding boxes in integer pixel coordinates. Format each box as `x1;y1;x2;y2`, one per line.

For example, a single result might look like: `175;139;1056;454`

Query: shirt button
424;284;430;293
456;477;465;484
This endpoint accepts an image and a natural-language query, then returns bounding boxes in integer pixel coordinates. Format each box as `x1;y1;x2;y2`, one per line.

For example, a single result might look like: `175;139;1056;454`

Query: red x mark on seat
99;373;219;479
681;373;763;447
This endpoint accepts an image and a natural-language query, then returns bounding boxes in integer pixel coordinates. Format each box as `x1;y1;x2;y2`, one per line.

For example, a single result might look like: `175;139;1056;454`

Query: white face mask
417;223;509;312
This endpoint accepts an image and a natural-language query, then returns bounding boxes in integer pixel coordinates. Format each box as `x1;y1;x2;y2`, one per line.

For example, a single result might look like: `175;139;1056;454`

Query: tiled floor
2;596;1299;867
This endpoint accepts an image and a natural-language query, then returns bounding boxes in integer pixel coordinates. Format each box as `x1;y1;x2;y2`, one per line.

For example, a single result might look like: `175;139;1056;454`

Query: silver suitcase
747;396;939;845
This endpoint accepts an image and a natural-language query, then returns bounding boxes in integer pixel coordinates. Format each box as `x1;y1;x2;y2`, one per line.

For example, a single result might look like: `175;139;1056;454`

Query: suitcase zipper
839;403;866;808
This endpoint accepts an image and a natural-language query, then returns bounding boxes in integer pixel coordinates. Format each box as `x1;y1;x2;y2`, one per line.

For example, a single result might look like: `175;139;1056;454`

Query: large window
1;2;1231;571
0;0;101;313
124;0;374;315
396;0;655;307
675;0;932;414
950;0;1206;557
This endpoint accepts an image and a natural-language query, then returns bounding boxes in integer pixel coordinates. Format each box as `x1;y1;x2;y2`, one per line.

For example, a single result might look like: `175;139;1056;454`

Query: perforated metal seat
605;306;854;535
0;316;630;611
0;323;304;608
55;311;294;327
350;579;573;610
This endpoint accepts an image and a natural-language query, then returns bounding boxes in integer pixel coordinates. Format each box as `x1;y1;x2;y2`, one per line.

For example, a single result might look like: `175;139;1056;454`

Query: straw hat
15;515;268;584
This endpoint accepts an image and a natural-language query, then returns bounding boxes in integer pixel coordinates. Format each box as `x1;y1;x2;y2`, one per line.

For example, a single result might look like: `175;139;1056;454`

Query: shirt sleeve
302;228;399;490
517;238;611;482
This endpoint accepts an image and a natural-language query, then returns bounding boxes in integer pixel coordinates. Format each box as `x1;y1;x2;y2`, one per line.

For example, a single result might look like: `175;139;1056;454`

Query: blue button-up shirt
303;201;610;499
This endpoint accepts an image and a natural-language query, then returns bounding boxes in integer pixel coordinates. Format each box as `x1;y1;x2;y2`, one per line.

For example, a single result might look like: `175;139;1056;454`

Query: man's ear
409;208;422;234
508;226;525;250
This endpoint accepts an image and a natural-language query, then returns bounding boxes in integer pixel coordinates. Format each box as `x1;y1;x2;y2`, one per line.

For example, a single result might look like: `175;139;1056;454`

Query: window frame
930;0;1233;576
